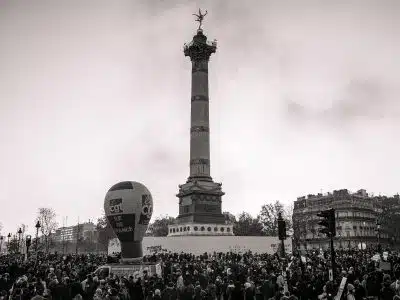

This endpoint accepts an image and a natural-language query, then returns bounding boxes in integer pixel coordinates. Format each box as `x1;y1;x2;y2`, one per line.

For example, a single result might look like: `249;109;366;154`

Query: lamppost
25;235;32;259
17;228;22;254
35;221;41;252
7;233;11;253
376;221;381;252
347;231;351;250
362;221;367;250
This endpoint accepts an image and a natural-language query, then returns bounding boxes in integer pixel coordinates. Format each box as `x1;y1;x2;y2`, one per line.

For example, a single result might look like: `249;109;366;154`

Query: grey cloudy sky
1;0;399;235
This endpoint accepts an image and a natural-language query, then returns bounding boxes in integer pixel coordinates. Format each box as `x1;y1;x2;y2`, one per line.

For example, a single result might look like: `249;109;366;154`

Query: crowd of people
0;247;399;300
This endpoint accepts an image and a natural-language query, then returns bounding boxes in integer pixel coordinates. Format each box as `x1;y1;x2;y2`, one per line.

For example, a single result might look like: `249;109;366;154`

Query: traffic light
317;208;336;237
278;213;287;240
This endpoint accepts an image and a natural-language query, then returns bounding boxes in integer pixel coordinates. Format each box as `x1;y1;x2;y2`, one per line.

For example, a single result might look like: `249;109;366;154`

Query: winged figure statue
193;9;208;30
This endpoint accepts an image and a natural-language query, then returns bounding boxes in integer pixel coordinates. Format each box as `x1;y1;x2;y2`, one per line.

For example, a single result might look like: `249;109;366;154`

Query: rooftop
296;189;400;202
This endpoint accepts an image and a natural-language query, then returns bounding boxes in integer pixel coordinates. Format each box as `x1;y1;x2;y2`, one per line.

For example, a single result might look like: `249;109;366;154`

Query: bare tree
36;208;58;253
292;210;314;250
223;212;237;224
259;201;287;236
20;224;28;252
284;203;294;233
234;212;264;236
20;224;28;235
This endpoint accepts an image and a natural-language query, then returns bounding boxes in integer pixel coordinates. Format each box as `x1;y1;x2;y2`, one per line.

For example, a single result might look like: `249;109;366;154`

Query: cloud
284;78;400;127
1;0;400;235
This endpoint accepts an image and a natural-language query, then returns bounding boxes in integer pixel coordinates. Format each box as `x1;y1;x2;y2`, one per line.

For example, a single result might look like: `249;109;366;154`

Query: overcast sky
1;0;399;236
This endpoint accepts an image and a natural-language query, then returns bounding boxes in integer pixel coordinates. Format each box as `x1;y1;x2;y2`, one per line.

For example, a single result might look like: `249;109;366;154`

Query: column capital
184;31;217;61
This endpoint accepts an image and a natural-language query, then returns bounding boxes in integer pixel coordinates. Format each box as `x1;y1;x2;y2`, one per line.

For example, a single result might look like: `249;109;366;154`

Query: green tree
234;212;264;236
19;224;28;254
150;216;175;237
7;236;19;254
258;201;284;236
259;201;292;236
381;205;400;245
223;212;236;224
96;214;116;252
284;203;294;234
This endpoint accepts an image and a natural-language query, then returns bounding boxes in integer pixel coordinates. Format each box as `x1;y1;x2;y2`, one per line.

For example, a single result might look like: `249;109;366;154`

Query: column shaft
190;59;211;179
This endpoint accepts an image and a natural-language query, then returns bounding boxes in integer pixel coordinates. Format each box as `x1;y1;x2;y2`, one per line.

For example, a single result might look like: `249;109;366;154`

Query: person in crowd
1;248;400;300
380;274;396;300
391;272;400;296
352;279;365;300
345;283;355;300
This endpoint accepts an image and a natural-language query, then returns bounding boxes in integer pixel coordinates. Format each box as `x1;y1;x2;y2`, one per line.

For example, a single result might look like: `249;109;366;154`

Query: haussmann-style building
292;189;399;251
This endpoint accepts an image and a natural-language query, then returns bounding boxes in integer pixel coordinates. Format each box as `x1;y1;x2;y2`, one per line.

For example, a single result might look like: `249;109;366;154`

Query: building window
194;226;198;231
201;226;205;231
187;226;190;231
207;227;211;232
220;227;225;232
227;227;231;232
214;227;218;232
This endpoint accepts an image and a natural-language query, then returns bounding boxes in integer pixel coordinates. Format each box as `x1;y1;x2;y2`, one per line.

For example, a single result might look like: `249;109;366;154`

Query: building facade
54;222;96;243
293;189;398;251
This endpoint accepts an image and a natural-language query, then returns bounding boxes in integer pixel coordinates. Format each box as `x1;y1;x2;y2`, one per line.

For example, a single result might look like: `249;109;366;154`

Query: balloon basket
119;257;143;264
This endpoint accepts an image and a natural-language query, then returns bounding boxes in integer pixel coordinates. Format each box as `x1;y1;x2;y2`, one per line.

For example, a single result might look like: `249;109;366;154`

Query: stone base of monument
167;223;234;236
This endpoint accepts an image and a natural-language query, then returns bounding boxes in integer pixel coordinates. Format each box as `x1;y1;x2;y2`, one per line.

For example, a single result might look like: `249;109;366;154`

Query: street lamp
35;221;41;252
338;232;342;249
376;221;381;252
363;221;367;250
25;235;32;259
17;228;22;253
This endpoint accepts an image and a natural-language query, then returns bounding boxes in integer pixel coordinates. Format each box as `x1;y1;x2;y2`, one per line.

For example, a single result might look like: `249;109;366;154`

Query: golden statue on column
193;9;208;30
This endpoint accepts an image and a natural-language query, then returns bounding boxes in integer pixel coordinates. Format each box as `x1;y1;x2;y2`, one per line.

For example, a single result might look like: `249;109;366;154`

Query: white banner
108;236;292;256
